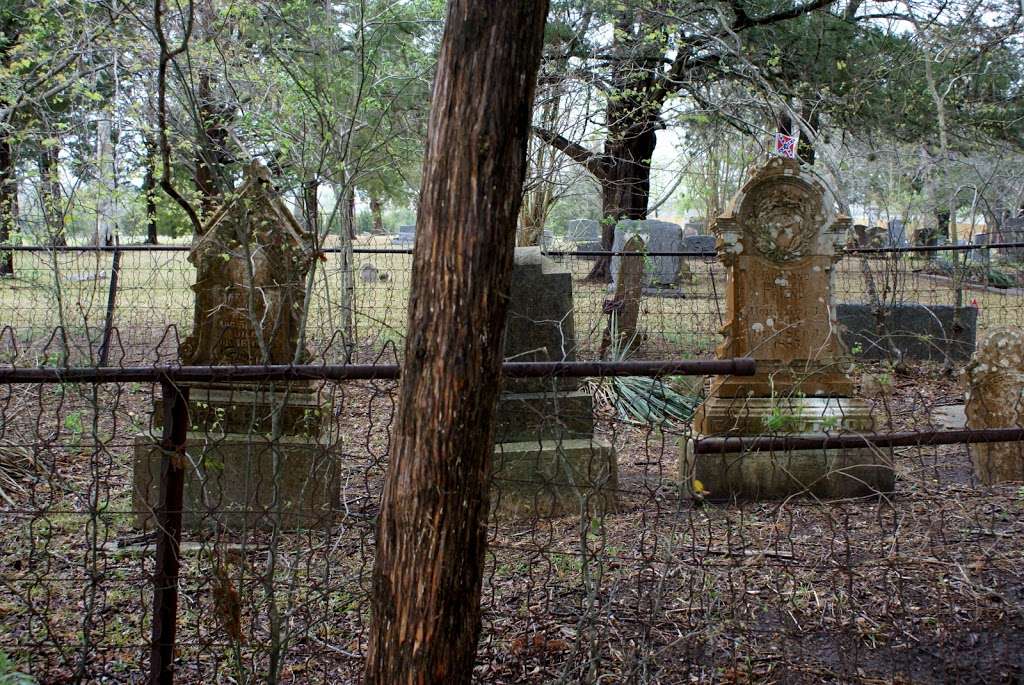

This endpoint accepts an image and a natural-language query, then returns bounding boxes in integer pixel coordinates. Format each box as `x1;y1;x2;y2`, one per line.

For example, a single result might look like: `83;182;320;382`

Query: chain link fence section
0;357;1020;683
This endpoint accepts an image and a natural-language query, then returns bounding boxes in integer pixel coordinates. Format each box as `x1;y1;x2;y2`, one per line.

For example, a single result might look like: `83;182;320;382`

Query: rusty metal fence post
149;380;189;685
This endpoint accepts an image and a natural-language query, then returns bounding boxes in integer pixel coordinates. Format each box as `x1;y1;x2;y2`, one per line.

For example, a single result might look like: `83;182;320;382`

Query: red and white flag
774;133;798;159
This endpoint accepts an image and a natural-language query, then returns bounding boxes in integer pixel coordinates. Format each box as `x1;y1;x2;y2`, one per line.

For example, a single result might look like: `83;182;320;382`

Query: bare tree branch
531;125;607;180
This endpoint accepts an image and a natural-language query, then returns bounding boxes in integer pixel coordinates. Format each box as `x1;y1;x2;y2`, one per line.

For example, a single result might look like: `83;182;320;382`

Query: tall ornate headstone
964;327;1024;484
133;164;338;529
682;158;893;499
492;247;617;516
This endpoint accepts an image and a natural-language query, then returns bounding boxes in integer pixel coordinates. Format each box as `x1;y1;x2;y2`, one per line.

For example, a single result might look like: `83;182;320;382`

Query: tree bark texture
194;71;232;219
302;179;319;235
0;136;14;275
369;194;385;235
143;137;158;244
591;111;656;280
38;143;66;246
94;117;116;247
364;1;549;683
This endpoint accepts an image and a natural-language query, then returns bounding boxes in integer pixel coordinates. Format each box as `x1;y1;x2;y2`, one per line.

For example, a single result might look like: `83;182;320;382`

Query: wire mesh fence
3;242;1024;367
0;244;1022;683
0;363;1022;683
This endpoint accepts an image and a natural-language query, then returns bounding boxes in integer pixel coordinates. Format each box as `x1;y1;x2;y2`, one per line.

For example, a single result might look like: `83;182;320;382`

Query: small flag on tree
774;133;798;159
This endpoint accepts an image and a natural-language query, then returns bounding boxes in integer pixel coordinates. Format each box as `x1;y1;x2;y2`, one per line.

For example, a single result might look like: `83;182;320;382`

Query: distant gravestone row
392;224;416;246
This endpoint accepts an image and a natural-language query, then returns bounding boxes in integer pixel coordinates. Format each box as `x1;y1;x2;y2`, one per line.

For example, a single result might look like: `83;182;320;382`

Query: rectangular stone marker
133;163;338;530
887;219;907;247
683;158;893;500
493;247;617;517
683;235;716;255
611;219;689;296
996;217;1024;259
392;224;416;246
838;303;978;362
970;233;991;265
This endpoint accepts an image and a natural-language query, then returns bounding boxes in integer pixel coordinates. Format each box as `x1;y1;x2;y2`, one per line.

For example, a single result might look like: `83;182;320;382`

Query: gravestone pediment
181;163;315;367
710;157;852;397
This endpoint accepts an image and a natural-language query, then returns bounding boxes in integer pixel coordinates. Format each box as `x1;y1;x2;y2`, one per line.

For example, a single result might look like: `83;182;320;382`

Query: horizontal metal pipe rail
3;242;1024;255
693;427;1024;453
0;358;757;384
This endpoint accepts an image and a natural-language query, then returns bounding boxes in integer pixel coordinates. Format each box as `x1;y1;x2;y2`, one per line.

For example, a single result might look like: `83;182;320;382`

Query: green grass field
0;242;1021;366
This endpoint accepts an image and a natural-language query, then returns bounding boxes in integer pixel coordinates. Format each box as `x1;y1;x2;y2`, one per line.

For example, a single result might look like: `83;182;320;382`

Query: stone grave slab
493;247;616;516
838;304;978;362
392;224;416;246
611;220;688;297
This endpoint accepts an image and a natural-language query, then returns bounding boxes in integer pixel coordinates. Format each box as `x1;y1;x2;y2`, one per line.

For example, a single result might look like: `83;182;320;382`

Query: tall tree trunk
584;10;658;282
369;194;385;235
586;113;657;282
346;187;356;240
302;178;319;235
143;137;159;244
365;0;549;681
38;142;66;246
94;117;116;247
0;136;15;276
194;71;231;219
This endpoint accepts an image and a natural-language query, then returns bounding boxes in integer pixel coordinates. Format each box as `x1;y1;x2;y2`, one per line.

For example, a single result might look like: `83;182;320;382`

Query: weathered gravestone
837;303;978;362
970;233;991;266
851;224;886;250
611;219;689;295
567;218;603;258
133;164;337;530
681;158;893;500
887;218;908;247
392;224;416;246
492;247;617;516
996;217;1024;259
683;235;716;255
964;327;1024;484
600;235;645;357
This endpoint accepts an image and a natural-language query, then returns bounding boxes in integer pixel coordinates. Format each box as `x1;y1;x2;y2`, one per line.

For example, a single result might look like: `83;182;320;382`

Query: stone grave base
133;433;338;531
680;439;895;500
492;437;617;518
696;396;875;434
